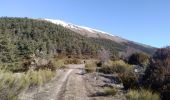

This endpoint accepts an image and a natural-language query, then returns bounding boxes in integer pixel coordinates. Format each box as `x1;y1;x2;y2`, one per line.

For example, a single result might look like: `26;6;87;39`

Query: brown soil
19;64;125;100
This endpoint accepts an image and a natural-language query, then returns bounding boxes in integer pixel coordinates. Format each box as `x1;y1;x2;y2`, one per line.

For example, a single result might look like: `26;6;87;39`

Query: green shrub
0;61;23;72
98;60;139;90
104;87;117;96
128;52;149;66
112;60;131;73
119;67;139;90
126;89;160;100
99;60;131;74
98;65;112;74
85;63;96;73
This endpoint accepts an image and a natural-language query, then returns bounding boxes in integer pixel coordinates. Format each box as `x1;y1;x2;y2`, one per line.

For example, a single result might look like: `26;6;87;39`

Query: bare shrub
98;48;110;66
142;47;170;100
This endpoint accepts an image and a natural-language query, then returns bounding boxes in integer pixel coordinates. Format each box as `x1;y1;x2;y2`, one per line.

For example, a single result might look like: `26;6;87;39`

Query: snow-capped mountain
43;19;127;43
44;19;111;35
41;18;154;50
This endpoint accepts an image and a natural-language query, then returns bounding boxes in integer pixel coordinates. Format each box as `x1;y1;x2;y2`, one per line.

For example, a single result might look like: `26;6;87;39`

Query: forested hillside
0;17;155;65
0;17;99;61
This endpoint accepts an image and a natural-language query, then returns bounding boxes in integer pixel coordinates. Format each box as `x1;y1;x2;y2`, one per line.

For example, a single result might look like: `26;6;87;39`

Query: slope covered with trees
0;17;99;61
0;17;155;68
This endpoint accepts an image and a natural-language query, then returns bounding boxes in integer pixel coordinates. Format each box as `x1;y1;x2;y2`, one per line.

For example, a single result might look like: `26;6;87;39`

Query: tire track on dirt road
19;64;89;100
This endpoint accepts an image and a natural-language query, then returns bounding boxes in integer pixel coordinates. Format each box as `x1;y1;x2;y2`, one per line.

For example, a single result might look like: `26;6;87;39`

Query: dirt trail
19;64;89;100
60;64;89;100
19;64;124;100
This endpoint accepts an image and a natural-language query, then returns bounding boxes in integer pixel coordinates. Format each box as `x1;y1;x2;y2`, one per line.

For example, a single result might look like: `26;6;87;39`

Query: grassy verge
126;89;161;100
0;69;55;100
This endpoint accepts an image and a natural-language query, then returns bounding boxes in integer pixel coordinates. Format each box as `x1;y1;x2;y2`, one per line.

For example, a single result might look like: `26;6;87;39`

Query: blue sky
0;0;170;47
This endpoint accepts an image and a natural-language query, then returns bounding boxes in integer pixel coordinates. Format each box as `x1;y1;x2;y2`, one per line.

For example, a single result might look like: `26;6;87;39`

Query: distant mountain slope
44;18;156;54
0;17;156;65
44;19;127;43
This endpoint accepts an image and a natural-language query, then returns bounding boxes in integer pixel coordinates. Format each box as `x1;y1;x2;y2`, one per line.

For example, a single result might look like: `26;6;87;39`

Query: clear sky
0;0;170;48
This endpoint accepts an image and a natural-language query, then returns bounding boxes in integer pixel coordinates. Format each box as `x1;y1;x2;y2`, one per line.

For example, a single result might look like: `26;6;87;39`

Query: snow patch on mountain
44;19;114;37
45;19;68;27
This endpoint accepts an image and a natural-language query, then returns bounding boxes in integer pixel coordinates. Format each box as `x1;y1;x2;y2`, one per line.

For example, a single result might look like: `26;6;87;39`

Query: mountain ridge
43;18;114;36
43;18;154;49
43;18;128;43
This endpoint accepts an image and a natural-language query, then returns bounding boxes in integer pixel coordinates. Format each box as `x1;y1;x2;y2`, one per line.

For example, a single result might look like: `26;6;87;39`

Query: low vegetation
0;69;55;100
52;59;65;69
104;87;117;96
126;89;160;100
128;52;149;67
0;17;166;100
142;47;170;100
64;58;82;64
85;62;96;73
97;59;139;90
119;68;139;90
0;17;155;68
99;60;131;74
26;69;55;87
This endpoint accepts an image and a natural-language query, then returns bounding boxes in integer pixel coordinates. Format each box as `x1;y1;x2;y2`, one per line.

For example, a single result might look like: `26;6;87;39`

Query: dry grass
0;69;55;100
104;87;117;96
99;60;131;74
126;89;161;100
26;69;55;87
85;63;96;73
64;58;82;64
52;59;65;69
